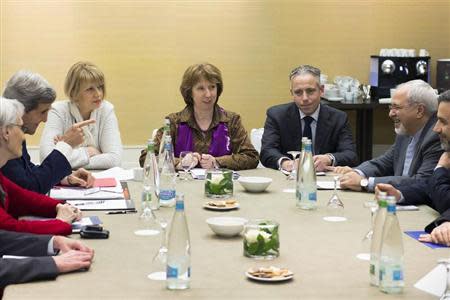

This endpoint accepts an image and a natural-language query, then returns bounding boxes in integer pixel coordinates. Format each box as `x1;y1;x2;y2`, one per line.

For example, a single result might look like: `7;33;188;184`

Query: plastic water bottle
296;139;317;210
166;194;191;290
379;197;404;294
369;192;388;286
159;135;176;207
142;140;160;210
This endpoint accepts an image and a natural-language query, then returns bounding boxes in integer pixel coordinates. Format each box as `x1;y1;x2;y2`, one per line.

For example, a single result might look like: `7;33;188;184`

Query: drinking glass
243;219;279;259
179;151;194;181
134;192;160;236
148;217;169;280
205;169;233;199
286;151;301;180
439;258;450;300
323;176;346;222
358;196;378;260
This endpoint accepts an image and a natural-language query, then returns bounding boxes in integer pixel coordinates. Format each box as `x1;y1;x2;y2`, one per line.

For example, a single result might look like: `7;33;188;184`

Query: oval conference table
4;168;447;299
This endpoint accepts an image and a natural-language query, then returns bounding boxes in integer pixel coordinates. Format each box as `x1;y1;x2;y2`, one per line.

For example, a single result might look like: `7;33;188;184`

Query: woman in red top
0;97;80;235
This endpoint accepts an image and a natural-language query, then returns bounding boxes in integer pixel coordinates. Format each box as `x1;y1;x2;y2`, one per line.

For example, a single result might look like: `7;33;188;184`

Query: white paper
190;168;206;179
317;181;341;190
414;264;446;297
50;185;124;200
72;217;97;233
396;205;419;211
93;167;134;181
2;255;28;259
66;199;132;210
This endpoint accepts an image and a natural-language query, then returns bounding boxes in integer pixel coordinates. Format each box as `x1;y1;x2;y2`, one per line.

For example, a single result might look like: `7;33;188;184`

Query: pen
105;210;137;215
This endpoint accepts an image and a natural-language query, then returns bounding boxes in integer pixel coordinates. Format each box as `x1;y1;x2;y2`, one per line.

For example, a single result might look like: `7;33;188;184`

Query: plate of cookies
203;199;239;211
245;266;294;282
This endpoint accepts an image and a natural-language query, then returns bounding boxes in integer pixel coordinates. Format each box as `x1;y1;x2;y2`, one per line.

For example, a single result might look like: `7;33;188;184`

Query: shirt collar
299;104;321;122
179;105;231;130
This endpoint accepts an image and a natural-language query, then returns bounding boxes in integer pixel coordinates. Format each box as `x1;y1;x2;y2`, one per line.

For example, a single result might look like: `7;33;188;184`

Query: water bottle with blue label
159;135;176;207
296;139;317;210
379;197;404;294
166;194;191;290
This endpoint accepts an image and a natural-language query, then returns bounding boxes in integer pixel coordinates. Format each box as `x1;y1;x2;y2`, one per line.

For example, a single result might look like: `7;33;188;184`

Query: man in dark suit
1;70;94;194
0;230;94;288
336;79;442;192
260;65;358;172
376;90;450;246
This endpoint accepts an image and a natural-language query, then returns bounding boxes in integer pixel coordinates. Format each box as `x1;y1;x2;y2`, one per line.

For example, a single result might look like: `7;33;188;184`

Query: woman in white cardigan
40;62;122;169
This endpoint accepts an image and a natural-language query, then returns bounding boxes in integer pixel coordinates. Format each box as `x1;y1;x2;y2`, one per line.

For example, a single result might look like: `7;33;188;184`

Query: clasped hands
52;236;95;273
281;154;332;172
178;152;218;170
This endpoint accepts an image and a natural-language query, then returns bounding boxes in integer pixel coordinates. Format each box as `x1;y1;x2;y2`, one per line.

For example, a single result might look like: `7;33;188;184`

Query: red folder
94;178;117;187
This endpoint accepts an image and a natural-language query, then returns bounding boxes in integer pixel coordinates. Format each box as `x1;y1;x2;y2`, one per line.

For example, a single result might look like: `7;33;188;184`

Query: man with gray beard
376;90;450;246
332;79;443;192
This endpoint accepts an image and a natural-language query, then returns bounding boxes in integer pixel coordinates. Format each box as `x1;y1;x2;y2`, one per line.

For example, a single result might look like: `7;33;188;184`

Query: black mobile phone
80;226;109;239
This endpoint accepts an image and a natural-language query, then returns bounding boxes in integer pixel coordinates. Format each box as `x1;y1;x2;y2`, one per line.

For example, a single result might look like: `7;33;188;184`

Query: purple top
175;121;232;157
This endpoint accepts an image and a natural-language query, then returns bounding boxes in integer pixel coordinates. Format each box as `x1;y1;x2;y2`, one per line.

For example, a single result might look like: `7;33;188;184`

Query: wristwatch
360;178;369;191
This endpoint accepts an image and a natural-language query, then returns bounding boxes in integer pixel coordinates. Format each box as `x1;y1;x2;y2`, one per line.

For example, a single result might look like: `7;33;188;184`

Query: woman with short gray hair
0;97;80;235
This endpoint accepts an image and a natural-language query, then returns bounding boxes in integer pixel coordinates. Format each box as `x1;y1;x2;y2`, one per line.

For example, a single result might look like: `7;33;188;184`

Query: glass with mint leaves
205;169;233;199
243;220;279;259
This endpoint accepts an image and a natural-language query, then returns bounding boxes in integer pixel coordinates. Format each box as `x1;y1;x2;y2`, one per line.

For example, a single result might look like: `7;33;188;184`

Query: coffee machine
437;59;450;93
369;55;431;98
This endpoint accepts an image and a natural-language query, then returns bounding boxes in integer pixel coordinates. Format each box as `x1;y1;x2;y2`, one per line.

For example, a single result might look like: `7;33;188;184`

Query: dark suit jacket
1;141;71;194
356;114;443;186
397;167;450;233
0;230;58;288
260;102;358;169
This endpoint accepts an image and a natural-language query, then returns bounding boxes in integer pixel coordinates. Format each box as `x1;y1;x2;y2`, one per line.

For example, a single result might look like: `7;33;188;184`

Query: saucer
326;97;344;102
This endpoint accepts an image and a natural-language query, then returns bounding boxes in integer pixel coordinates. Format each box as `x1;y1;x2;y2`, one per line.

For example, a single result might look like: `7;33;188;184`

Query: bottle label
393;269;403;281
160;189;176;201
387;204;396;213
167;265;178;278
176;200;184;210
308;192;317;201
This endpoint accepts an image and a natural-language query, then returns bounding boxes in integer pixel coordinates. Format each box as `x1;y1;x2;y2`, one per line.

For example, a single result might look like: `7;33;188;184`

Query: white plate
203;202;240;211
326;97;344;102
245;270;294;282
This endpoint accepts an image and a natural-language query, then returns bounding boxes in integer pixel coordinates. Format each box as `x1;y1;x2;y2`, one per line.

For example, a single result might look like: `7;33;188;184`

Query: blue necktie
303;116;314;141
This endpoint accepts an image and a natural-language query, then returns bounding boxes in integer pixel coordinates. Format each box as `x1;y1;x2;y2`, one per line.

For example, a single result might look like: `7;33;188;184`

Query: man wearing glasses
260;65;358;172
335;79;442;192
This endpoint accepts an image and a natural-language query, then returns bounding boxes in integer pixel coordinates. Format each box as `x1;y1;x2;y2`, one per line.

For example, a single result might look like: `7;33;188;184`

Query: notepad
72;216;102;233
404;231;448;249
94;177;117;187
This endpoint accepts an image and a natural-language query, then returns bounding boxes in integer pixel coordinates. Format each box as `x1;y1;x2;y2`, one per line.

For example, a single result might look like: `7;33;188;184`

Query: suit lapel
395;136;409;175
315;105;329;154
408;114;437;175
287;103;302;150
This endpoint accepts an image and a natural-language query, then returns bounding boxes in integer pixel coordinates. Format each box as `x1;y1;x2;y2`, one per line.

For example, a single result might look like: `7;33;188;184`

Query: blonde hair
64;61;106;101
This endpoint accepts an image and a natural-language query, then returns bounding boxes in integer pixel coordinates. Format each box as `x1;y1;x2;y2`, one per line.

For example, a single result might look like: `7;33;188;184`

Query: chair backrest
151;128;158;140
250;128;265;168
250;128;264;153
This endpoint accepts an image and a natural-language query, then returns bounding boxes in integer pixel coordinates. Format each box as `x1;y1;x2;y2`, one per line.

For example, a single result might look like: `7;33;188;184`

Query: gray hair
2;70;56;113
396;79;437;114
438;90;450;104
0;97;25;128
289;65;321;83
